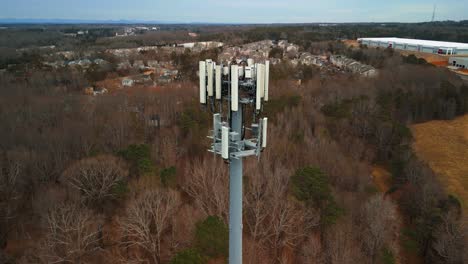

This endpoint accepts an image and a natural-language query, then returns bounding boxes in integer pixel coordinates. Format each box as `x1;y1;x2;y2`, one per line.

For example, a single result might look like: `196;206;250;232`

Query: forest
0;23;467;264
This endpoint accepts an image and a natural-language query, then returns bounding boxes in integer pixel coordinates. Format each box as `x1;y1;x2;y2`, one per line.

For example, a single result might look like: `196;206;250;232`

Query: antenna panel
207;61;214;97
256;64;264;110
262;118;268;148
199;61;206;104
222;126;229;159
245;66;252;78
231;65;239;111
215;65;222;99
213;113;221;139
265;60;270;101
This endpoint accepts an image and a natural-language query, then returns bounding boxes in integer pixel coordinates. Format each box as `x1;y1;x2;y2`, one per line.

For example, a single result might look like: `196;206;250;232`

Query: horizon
1;18;468;25
2;0;468;24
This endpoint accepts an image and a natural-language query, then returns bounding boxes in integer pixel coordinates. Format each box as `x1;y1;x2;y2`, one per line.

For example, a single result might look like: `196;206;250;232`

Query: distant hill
0;18;183;25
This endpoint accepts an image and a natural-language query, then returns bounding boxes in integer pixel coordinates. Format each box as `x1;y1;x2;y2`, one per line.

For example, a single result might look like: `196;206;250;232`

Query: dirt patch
371;165;392;193
398;50;449;65
411;114;468;221
431;60;449;67
342;39;359;48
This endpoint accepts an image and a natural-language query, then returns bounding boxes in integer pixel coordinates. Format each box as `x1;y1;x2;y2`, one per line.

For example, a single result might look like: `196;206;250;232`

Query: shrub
195;216;228;258
118;144;153;175
160;166;177;188
381;248;395;264
321;100;352;119
401;228;420;253
170;249;206;264
264;95;301;117
290;167;343;225
177;105;210;137
268;46;283;59
111;180;129;198
290;167;331;206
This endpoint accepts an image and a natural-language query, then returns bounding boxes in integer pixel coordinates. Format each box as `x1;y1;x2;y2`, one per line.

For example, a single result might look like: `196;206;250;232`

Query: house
83;87;108;96
133;74;153;85
147;60;160;68
147;114;161;128
117;61;132;70
122;78;134;87
330;55;378;77
93;87;108;96
278;40;289;49
93;59;107;65
83;87;94;95
158;75;172;84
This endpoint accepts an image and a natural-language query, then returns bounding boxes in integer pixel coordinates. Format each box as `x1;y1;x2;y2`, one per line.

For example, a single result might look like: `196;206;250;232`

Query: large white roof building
358;37;468;55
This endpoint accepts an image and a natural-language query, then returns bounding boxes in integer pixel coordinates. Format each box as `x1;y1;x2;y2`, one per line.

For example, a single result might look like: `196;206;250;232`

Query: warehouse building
358;37;468;55
449;57;468;69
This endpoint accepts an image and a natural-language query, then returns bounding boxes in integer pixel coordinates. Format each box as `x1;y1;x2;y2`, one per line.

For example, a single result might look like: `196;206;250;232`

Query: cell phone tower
199;58;270;264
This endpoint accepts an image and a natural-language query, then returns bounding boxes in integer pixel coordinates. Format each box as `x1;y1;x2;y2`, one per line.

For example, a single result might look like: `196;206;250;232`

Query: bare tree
360;194;397;263
324;217;367;264
432;210;466;264
40;202;102;264
183;156;229;219
244;157;319;263
0;153;21;220
119;188;179;263
299;235;324;264
0;150;26;248
62;155;128;205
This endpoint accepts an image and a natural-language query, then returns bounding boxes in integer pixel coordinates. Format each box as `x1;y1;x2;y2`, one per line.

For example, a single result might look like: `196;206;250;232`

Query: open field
398;50;449;64
411;115;468;220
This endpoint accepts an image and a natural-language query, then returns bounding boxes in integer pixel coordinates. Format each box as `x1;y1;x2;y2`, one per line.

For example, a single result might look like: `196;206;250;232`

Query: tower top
199;58;270;160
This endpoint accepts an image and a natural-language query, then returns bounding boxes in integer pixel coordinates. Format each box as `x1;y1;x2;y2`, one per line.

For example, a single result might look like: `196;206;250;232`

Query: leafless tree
0;148;34;248
119;188;180;264
183;156;229;219
360;194;397;263
0;153;21;221
298;235;324;264
40;202;102;264
244;157;319;263
62;155;128;205
324;217;367;264
432;210;466;264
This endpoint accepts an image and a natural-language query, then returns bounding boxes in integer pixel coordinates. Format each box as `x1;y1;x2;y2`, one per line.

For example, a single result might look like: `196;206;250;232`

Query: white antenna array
199;59;270;159
199;58;270;264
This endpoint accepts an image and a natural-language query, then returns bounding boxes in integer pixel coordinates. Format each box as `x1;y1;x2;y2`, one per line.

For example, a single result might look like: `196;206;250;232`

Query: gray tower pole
229;107;243;264
202;59;269;264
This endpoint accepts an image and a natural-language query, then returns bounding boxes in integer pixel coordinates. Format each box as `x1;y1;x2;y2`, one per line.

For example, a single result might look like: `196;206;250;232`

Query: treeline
199;21;468;46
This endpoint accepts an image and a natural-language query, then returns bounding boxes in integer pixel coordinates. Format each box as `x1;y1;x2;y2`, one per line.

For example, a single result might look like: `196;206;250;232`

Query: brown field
398;50;449;64
411;115;468;220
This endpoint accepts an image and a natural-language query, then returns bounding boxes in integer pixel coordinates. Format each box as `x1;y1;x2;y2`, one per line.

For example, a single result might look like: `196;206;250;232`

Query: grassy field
411;114;468;220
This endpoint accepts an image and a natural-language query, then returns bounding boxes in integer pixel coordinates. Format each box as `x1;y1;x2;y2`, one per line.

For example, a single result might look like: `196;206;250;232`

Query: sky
1;0;467;23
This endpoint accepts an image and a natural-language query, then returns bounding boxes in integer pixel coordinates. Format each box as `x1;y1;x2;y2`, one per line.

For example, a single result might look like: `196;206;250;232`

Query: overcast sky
2;0;467;23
